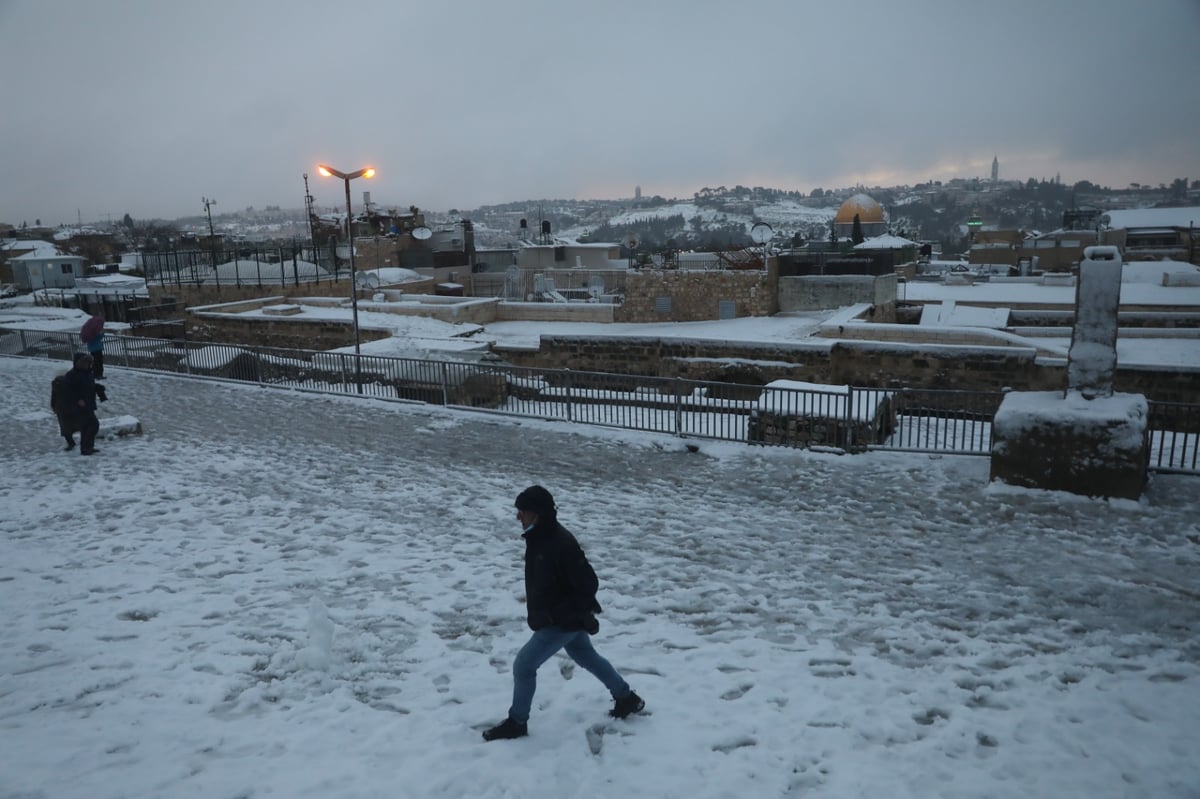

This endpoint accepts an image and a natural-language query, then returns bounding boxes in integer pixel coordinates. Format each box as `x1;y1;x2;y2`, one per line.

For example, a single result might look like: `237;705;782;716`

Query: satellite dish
750;222;773;244
411;226;433;241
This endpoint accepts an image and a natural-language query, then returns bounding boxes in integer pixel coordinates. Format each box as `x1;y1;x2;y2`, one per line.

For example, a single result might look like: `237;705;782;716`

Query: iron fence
139;242;349;289
1147;400;1200;474
3;326;1196;474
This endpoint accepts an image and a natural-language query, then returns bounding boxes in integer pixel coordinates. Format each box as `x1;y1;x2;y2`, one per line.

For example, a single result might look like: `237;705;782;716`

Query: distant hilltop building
992;155;999;183
635;185;642;200
834;193;887;239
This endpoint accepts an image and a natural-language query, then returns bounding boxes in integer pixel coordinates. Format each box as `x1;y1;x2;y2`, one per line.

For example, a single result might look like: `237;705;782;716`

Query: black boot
64;438;75;451
482;717;528;741
610;691;645;719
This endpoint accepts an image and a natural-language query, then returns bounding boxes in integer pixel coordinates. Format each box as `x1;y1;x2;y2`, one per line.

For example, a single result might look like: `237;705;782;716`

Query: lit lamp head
317;164;376;181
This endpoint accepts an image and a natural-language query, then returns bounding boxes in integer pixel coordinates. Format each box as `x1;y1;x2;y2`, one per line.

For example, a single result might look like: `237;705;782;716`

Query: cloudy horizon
2;0;1198;227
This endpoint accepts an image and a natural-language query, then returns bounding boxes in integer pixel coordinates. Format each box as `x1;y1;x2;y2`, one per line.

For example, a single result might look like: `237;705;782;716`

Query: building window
61;264;73;274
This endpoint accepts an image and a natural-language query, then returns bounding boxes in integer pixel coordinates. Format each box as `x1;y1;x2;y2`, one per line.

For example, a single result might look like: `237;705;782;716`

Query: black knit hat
515;485;556;516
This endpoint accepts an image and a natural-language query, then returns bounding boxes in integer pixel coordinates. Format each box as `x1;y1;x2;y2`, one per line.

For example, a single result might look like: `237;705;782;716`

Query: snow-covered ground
2;357;1198;798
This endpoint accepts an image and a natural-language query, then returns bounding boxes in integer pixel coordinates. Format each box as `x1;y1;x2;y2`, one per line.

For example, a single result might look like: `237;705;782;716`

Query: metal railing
1147;400;1200;474
2;326;1196;474
140;242;349;289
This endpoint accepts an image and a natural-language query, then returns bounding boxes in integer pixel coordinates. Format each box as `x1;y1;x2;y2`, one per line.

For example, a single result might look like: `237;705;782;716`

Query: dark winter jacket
60;366;98;414
522;519;602;633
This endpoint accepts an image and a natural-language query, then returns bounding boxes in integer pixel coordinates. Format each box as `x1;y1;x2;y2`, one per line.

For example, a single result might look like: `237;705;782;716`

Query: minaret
991;155;999;183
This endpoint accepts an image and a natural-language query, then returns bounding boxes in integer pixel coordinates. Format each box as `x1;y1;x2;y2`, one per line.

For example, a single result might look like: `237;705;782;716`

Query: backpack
51;374;72;416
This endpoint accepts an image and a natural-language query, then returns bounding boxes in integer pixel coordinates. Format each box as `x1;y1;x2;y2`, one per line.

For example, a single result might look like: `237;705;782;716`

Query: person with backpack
482;485;645;741
59;353;106;455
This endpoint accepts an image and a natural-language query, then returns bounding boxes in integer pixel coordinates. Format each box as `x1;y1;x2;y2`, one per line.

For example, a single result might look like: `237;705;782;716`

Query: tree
123;213;134;229
851;213;865;245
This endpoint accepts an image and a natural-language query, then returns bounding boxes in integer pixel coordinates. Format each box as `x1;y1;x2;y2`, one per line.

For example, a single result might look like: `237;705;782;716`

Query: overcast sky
2;0;1198;227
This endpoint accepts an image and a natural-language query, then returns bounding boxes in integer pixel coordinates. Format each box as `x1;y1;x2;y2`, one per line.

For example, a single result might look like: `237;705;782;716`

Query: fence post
564;369;573;422
674;376;683;437
844;383;854;448
182;324;193;376
340;353;349;391
441;362;450;406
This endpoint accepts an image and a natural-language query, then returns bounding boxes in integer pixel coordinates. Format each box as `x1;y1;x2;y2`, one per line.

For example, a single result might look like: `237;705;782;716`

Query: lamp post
202;197;218;278
317;163;375;393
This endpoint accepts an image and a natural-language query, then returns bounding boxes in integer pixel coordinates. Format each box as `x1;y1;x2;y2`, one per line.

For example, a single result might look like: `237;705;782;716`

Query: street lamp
317;163;376;393
202;197;218;278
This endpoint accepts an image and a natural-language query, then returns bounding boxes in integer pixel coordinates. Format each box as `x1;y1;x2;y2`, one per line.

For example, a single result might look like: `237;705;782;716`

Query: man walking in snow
60;353;106;455
483;485;644;741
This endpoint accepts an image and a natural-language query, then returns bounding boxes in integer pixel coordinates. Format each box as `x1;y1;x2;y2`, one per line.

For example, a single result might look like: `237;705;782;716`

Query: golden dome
834;193;884;225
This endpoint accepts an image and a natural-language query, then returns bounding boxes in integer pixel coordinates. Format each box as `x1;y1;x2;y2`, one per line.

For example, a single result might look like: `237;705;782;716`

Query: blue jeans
508;627;630;723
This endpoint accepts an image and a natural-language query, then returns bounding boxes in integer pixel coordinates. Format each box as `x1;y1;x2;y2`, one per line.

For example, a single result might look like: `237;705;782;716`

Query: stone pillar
1067;245;1122;398
990;247;1149;498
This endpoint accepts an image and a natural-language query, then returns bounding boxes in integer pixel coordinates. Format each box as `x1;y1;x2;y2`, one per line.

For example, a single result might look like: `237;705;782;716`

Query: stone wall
827;341;1057;392
493;334;1199;403
495;335;834;381
496;302;615;323
184;310;392;350
149;281;353;308
1112;365;1200;405
779;274;898;318
614;270;777;323
149;278;441;309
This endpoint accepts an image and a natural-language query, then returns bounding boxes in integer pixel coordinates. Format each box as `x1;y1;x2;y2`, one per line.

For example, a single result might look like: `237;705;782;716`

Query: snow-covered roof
213;259;327;279
1;239;59;256
518;238;617;249
10;250;79;261
1102;206;1200;230
854;233;917;250
76;274;146;288
1121;260;1200;284
356;267;426;289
